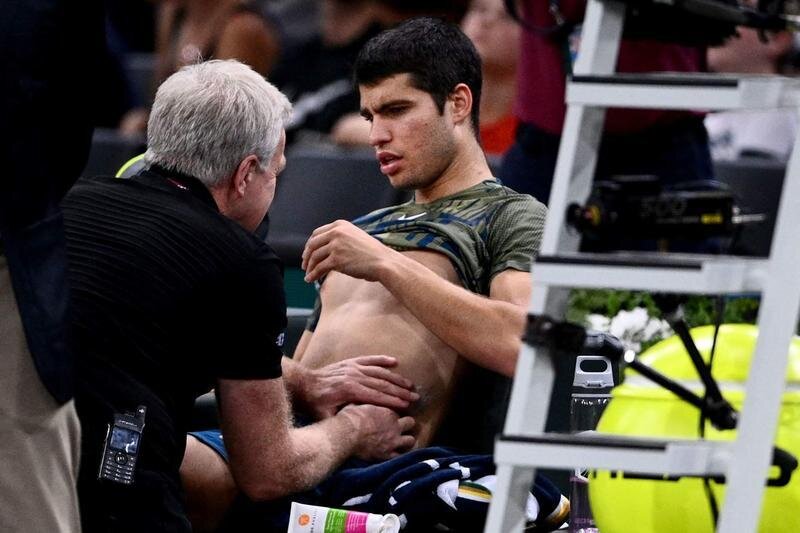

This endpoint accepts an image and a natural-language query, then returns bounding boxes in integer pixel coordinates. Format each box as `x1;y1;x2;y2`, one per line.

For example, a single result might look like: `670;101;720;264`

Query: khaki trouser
0;256;82;532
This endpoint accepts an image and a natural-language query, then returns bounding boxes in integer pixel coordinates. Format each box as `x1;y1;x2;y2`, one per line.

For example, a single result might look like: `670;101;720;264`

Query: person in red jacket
461;0;521;156
498;0;714;205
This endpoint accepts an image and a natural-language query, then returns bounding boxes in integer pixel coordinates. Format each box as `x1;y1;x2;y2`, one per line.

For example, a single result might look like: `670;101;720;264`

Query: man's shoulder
443;180;546;221
66;174;123;193
491;189;547;223
64;175;274;263
477;180;545;207
66;174;168;206
64;175;152;217
68;174;212;227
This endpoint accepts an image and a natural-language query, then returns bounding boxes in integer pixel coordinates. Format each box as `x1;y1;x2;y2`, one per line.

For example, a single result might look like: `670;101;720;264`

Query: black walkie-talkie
98;405;146;485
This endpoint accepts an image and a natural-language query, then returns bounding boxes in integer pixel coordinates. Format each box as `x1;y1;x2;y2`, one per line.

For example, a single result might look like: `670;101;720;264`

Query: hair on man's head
354;17;482;135
144;60;291;187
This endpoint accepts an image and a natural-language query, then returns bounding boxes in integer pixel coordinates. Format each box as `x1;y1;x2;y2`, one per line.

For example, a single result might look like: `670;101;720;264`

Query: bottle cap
573;355;614;388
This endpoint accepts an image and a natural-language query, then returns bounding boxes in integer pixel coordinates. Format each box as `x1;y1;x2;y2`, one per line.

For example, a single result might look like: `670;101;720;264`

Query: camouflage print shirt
353;180;546;294
307;180;547;330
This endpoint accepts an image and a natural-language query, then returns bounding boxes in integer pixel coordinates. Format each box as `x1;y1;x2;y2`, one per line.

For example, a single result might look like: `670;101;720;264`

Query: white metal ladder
483;1;800;531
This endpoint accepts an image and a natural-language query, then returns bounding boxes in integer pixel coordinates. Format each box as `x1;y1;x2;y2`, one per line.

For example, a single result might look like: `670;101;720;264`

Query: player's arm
371;255;530;377
302;220;531;377
217;377;414;501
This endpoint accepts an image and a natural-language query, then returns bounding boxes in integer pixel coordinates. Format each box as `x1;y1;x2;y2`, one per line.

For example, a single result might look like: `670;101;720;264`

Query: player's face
359;74;457;192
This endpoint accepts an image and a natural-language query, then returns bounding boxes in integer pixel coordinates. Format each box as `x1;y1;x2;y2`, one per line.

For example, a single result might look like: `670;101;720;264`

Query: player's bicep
489;269;532;309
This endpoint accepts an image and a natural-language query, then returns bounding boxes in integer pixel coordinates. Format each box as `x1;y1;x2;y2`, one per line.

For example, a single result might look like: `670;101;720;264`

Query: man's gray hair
144;60;292;187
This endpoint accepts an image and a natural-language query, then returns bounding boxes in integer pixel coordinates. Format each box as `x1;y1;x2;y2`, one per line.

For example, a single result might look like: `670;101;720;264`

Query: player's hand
302;356;419;419
302;220;395;283
339;404;416;461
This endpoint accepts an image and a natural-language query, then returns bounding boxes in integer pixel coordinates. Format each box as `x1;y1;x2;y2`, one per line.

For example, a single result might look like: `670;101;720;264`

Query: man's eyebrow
362;99;413;118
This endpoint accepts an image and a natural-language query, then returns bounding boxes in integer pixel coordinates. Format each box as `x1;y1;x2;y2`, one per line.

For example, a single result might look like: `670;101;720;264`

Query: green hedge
567;289;761;330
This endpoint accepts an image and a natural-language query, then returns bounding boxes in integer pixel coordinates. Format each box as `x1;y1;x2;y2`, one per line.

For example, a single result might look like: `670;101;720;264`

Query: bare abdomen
299;250;465;447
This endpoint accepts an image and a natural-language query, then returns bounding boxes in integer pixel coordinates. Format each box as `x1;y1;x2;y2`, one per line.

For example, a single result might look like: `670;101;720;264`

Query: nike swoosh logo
397;212;427;221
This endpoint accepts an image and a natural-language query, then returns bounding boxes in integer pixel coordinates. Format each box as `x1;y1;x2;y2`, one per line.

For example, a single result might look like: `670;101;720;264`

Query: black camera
98;405;146;485
566;175;751;241
613;0;798;43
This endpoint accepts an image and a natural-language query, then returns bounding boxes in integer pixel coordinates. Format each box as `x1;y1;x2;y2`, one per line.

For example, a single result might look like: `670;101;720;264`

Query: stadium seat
122;52;156;107
82;128;145;178
268;142;408;266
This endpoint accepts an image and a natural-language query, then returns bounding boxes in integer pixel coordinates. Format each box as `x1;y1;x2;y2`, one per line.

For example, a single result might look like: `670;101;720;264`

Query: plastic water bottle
569;354;615;533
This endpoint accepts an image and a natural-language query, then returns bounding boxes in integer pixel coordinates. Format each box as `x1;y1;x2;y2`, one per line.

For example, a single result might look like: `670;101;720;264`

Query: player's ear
449;83;473;126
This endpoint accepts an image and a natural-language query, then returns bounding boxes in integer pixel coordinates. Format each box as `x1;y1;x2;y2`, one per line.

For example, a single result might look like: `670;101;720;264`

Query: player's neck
414;138;492;204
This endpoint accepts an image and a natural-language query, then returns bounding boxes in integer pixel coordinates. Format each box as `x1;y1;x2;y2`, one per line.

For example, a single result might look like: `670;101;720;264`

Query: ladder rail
485;0;800;531
540;0;624;252
486;1;625;530
715;106;800;532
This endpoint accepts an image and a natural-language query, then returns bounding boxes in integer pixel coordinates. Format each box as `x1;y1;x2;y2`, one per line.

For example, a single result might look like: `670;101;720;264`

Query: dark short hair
354;17;482;136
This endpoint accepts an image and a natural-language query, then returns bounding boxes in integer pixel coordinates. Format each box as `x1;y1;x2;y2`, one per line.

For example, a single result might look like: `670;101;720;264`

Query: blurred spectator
314;0;467;146
106;0;157;53
330;0;510;153
381;0;467;20
265;0;320;52
705;28;798;161
65;59;416;532
498;1;714;205
93;22;143;129
461;0;520;156
119;0;281;136
274;0;397;142
0;0;104;530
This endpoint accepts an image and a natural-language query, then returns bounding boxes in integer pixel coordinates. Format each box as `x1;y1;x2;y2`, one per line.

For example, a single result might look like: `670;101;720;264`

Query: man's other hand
303;355;419;419
339;404;416;460
302;220;396;283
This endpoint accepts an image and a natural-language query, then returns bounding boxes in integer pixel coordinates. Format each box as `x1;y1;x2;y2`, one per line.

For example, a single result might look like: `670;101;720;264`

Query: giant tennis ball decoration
588;324;800;532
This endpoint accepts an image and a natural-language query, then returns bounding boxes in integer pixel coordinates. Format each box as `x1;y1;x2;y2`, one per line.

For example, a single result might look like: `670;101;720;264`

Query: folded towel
190;433;570;533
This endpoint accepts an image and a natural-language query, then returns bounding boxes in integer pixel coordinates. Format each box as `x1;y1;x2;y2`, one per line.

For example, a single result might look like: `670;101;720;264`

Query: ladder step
534;253;767;293
567;73;800;111
495;433;732;478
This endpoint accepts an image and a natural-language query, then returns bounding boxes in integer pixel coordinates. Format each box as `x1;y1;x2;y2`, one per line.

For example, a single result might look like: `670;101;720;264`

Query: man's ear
231;155;261;197
449;83;473;127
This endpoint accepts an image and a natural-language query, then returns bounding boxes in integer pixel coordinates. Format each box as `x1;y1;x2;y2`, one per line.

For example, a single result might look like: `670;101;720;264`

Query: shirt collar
138;164;219;211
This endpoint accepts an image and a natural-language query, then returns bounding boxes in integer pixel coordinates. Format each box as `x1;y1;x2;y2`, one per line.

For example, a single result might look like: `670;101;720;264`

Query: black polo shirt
63;166;286;532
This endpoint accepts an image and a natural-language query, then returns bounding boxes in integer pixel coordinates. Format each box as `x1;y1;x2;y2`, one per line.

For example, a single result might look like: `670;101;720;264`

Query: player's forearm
376;255;524;377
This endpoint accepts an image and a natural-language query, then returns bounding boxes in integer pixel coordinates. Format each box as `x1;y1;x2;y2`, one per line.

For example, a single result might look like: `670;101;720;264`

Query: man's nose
369;118;391;147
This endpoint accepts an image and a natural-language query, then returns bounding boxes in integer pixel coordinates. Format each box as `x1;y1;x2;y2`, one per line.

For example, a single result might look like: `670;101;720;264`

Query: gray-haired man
63;60;416;532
